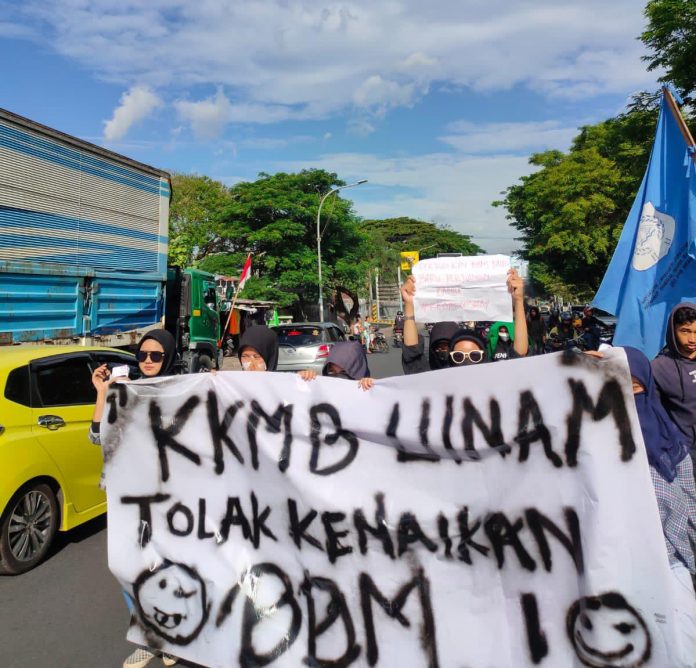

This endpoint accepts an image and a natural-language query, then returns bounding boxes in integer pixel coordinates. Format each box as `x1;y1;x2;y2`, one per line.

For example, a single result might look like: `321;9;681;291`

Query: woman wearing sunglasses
447;330;489;366
89;330;179;668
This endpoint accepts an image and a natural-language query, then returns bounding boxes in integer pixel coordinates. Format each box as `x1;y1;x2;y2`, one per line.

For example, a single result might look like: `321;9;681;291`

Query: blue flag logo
593;91;696;358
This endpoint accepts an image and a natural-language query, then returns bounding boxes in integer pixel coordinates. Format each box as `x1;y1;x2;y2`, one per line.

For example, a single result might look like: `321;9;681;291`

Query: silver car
274;322;346;372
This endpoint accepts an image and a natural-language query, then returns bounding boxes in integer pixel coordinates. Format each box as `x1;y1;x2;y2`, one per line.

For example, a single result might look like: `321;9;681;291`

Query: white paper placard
413;254;512;322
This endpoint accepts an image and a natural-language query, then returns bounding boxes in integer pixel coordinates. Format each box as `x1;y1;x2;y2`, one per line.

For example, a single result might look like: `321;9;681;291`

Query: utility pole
316;179;367;322
397;264;403;311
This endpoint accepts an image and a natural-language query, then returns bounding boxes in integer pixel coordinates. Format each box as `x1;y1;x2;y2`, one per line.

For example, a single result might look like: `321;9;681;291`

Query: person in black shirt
527;306;546;355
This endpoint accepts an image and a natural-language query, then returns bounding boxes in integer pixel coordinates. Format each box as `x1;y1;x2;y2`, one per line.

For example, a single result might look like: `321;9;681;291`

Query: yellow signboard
400;251;420;270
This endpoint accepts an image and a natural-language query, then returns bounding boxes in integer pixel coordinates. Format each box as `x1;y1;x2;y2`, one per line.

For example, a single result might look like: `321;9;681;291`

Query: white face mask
498;332;510;342
241;357;267;371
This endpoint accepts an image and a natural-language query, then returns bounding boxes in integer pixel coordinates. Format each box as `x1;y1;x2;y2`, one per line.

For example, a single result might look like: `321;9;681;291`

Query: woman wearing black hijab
91;329;178;430
237;325;279;371
89;329;179;668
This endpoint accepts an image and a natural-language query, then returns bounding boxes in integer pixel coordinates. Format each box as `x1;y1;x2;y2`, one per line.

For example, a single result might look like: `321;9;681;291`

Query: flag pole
221;254;251;344
664;87;696;163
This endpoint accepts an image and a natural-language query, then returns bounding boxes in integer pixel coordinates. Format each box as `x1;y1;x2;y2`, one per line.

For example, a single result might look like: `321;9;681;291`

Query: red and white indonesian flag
238;253;252;292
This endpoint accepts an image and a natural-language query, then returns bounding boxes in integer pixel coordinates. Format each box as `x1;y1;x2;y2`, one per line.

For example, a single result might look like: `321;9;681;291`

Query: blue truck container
0;107;171;347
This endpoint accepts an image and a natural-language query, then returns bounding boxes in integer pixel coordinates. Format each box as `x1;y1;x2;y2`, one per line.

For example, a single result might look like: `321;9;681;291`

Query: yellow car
0;345;137;574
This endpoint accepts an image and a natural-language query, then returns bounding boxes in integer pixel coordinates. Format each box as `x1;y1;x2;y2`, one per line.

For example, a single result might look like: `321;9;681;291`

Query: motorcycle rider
580;305;601;351
393;310;405;346
548;312;578;350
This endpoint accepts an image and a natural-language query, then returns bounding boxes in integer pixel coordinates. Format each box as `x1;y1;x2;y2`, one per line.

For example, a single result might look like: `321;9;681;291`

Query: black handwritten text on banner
103;350;680;667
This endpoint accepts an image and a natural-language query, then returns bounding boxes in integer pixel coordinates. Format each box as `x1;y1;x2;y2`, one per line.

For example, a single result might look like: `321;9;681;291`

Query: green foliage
168;173;233;267
197;169;368;313
642;0;696;100
494;110;658;301
360;217;484;283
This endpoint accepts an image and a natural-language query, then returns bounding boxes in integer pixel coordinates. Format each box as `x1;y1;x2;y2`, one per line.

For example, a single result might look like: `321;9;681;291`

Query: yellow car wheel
0;482;59;575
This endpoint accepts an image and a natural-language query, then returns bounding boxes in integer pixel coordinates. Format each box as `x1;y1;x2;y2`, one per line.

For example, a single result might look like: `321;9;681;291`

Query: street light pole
316;179;367;322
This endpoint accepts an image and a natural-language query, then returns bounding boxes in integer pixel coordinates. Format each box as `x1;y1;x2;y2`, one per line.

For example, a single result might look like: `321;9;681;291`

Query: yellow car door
29;353;104;514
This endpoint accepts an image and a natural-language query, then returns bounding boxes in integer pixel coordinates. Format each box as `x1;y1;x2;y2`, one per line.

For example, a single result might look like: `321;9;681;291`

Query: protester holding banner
447;328;488;365
624;346;696;659
90;330;177;445
400;316;459;375
89;330;179;668
448;275;527;364
237;325;279;371
298;340;374;389
652;303;696;463
401;266;528;372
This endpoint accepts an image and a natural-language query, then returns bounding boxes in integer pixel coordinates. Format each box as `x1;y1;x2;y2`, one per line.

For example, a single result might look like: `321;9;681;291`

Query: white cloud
0;21;35;38
174;89;309;138
440;120;577;154
18;0;657;121
240;135;314;150
277;150;535;254
174;89;233;140
103;85;161;141
347;118;376;137
353;75;419;114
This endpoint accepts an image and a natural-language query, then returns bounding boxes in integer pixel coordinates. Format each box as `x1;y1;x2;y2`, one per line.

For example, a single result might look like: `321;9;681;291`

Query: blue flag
593;92;696;358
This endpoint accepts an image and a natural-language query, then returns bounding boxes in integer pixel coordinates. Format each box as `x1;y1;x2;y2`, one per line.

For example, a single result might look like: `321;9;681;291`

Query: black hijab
322;341;370;379
428;321;460;370
625;346;688;482
136;329;177;376
238;325;279;371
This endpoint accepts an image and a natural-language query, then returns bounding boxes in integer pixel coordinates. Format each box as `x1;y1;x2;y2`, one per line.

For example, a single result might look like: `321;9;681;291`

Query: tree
168;174;233;267
360;217;484;283
197;169;369;318
494;109;658;300
641;0;696;101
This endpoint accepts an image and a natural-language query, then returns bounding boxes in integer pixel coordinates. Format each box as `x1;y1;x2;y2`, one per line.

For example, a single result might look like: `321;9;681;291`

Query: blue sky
0;0;658;253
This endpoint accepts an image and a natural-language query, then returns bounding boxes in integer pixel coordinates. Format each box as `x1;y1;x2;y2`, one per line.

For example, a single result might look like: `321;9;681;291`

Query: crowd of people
88;267;696;667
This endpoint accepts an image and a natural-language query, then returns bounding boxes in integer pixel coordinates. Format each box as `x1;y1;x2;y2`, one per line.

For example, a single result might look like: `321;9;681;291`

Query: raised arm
400;274;419;347
508;269;528;357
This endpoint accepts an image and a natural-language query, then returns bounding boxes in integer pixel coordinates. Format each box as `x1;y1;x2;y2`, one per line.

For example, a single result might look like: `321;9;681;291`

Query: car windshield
275;326;323;346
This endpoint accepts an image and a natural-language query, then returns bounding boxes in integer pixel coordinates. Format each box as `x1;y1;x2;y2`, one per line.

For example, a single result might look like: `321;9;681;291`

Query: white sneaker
123;647;156;668
162;655;178;667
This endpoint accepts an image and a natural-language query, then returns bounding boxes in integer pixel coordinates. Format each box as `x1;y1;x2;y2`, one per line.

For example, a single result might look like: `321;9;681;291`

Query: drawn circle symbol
566;592;651;667
133;562;209;645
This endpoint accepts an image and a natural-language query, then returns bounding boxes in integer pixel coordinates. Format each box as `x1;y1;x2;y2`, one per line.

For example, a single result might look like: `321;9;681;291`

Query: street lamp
417;243;437;255
316;179;367;322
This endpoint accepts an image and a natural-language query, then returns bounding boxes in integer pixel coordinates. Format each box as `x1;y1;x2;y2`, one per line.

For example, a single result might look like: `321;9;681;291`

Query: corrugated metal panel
0;122;162;193
91;278;163;334
0;145;161;232
0;107;169;180
0;207;159;272
0;116;168;276
0;272;82;342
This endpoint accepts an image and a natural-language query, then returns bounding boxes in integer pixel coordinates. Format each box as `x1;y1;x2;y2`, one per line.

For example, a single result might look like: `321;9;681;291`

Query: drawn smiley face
567;592;651;668
133;562;210;645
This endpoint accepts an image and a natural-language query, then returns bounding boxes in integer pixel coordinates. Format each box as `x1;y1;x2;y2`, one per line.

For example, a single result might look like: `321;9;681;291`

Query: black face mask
434;350;449;365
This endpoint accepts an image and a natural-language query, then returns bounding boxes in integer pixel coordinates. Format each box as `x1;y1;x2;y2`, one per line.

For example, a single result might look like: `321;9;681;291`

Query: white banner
412;254;512;322
103;350;681;667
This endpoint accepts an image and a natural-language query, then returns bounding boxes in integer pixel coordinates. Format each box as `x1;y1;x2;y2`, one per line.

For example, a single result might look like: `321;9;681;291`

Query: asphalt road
0;338;406;668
